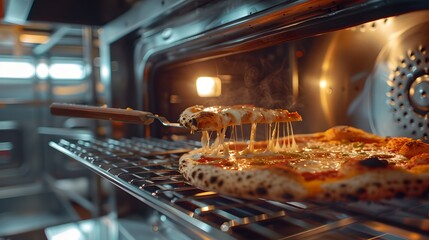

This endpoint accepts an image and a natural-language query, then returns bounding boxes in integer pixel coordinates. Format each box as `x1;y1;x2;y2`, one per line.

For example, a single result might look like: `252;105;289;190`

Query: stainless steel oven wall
147;10;429;141
298;10;429;139
101;0;428;116
102;0;428;139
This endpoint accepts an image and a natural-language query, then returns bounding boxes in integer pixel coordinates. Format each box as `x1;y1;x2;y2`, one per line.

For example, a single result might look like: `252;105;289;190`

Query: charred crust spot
191;118;197;126
210;176;218;184
324;192;331;198
341;194;358;201
282;193;293;199
356;188;366;195
204;180;209;187
237;177;242;182
256;187;267;196
218;180;224;187
372;182;382;188
416;179;423;184
395;191;405;198
246;175;252;179
191;171;197;179
423;186;429;196
359;157;389;168
340;184;347;188
403;179;410;185
248;191;254;196
346;194;358;201
197;172;204;180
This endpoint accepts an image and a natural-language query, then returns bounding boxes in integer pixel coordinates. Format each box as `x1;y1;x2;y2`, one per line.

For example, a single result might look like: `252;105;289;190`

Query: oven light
19;33;50;44
196;76;221;97
319;79;327;88
0;61;35;78
49;63;85;79
36;62;49;79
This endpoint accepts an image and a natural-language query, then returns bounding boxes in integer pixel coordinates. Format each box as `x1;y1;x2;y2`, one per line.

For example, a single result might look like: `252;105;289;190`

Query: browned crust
318;125;384;143
316;170;429;201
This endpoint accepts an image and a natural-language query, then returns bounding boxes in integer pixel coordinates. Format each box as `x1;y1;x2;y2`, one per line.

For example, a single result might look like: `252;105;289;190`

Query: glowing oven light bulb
319;79;327;88
196;76;221;97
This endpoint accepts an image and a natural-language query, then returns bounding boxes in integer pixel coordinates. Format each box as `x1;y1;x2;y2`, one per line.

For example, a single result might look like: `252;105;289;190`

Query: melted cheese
188;106;305;169
194;139;408;174
198;120;298;158
195;119;409;174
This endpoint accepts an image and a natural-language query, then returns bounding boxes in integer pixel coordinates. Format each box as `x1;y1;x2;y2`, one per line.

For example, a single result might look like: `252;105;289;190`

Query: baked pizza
178;105;429;201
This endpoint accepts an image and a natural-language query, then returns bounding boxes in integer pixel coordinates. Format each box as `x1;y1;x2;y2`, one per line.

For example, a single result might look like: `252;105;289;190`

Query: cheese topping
193;139;408;174
192;117;407;175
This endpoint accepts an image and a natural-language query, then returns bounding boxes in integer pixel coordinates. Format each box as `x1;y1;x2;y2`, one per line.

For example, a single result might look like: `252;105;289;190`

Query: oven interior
149;10;429;142
50;6;429;239
1;0;428;239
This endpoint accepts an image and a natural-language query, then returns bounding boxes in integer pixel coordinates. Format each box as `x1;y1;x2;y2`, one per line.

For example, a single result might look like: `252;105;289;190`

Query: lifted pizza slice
179;105;302;132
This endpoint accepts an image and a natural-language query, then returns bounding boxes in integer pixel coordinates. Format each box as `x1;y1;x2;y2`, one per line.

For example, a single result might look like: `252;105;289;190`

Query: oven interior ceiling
152;10;429;141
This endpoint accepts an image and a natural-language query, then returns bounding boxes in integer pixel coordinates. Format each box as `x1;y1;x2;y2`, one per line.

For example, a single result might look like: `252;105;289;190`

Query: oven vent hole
348;18;389;32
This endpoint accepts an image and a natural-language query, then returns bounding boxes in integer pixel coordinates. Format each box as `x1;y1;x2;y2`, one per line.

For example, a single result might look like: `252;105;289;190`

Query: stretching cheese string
199;121;297;158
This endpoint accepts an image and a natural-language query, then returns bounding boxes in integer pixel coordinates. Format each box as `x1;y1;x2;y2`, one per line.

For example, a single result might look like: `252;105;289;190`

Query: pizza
178;105;429;201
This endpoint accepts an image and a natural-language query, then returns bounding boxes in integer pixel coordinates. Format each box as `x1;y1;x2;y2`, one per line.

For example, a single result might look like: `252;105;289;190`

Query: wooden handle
50;103;155;125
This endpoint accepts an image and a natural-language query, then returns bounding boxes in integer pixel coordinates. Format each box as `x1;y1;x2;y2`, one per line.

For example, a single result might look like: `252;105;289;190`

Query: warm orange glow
19;34;50;44
53;83;88;96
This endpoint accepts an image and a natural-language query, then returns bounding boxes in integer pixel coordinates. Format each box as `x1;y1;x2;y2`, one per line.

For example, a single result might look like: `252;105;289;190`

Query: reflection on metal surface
369;11;429;141
53;83;89;96
409;75;429;112
318;33;341;127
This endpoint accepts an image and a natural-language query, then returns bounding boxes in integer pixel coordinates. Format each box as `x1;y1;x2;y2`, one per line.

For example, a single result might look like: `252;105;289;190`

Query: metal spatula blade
50;103;185;128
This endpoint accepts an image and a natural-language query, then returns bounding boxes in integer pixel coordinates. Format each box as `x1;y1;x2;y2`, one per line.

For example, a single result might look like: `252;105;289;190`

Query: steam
210;47;297;110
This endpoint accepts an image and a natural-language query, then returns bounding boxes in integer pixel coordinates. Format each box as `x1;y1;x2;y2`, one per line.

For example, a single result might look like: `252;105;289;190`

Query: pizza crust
322;125;384;143
317;170;429;201
179;150;308;201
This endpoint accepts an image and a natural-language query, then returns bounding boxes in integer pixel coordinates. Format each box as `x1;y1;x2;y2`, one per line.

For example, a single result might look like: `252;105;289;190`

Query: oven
42;0;429;239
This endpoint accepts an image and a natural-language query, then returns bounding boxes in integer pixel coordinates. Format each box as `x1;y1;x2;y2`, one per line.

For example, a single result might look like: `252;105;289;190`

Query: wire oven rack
50;138;429;240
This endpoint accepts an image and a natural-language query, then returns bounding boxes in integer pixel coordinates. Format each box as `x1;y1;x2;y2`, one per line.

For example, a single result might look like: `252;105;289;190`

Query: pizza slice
178;105;302;132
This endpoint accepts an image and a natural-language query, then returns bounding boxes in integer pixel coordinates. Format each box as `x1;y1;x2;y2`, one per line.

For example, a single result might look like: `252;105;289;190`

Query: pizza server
50;103;184;128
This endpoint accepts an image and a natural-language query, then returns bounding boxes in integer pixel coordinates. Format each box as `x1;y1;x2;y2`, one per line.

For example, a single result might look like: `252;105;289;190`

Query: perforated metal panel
50;138;429;240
